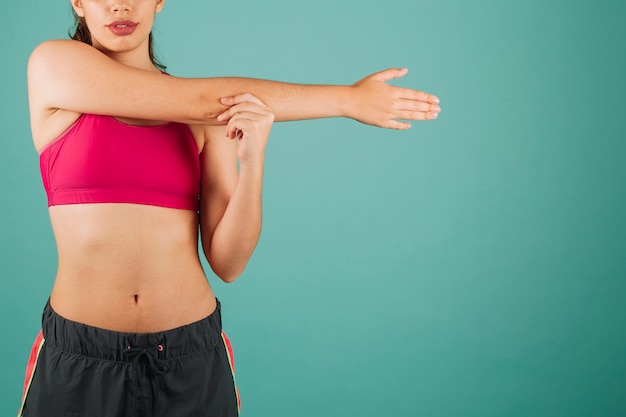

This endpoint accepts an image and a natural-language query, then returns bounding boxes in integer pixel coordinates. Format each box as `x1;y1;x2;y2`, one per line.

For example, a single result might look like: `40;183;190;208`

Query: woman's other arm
196;97;274;282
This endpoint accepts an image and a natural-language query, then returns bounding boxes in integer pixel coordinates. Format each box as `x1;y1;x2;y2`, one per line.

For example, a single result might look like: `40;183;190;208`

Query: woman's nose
111;2;132;13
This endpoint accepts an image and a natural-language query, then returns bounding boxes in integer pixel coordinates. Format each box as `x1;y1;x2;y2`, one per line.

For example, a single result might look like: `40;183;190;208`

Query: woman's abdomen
47;204;216;333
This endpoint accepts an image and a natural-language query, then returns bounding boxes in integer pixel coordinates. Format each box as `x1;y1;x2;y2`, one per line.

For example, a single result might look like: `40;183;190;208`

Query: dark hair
69;11;166;71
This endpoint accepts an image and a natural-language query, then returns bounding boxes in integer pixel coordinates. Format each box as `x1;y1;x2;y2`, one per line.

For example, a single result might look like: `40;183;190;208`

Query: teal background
1;0;625;416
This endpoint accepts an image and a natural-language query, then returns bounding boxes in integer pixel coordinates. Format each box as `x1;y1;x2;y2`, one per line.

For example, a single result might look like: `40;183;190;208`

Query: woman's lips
107;21;137;36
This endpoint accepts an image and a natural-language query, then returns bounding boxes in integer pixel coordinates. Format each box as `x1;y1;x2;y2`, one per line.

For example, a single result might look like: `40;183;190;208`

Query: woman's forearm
204;163;264;282
208;78;352;122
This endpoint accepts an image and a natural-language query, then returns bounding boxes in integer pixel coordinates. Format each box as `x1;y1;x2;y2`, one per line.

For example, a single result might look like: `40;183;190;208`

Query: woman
19;1;441;416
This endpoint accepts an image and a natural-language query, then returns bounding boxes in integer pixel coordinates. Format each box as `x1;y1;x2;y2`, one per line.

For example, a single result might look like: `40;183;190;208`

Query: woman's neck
92;42;160;72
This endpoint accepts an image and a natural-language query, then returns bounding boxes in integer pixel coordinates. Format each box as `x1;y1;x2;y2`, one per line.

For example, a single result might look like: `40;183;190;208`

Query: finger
225;115;245;139
226;117;252;139
218;101;271;122
396;87;440;105
228;111;270;124
220;96;235;106
220;93;266;107
394;110;439;121
395;99;440;113
370;67;409;82
383;120;412;130
225;113;270;138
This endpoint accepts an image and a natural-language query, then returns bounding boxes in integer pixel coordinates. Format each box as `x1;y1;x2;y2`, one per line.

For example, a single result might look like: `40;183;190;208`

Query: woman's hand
218;94;274;168
349;68;441;130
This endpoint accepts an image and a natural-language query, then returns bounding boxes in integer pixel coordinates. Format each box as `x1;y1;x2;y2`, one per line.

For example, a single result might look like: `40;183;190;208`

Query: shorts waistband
41;299;223;362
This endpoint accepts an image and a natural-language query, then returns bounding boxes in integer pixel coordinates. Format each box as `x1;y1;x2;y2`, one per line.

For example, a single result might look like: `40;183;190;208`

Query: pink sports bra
40;114;201;211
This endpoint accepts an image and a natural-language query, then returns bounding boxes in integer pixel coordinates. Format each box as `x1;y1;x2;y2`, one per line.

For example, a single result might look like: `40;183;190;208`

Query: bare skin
33;0;441;333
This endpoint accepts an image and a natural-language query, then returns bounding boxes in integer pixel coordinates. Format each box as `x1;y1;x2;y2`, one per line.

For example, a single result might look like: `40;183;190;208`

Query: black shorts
18;299;240;417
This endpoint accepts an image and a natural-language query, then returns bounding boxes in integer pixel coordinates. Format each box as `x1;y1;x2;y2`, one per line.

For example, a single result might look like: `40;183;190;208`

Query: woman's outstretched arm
218;67;439;130
28;40;440;133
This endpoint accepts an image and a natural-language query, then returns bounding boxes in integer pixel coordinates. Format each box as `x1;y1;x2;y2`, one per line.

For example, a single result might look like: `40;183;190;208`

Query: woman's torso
38;109;215;333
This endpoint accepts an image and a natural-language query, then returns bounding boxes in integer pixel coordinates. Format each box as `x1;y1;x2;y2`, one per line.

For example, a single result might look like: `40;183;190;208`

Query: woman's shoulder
28;40;91;152
30;39;87;59
29;39;94;70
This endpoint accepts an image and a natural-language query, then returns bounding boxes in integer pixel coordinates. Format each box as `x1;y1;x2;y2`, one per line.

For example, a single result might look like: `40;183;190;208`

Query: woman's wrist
238;157;265;178
329;85;354;120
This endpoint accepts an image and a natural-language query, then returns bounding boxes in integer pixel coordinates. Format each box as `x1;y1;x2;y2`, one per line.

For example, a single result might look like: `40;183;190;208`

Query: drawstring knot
123;344;170;416
124;344;170;375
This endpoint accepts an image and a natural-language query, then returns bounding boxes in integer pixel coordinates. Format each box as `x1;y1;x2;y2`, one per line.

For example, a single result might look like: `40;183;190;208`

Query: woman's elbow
202;239;255;283
186;87;228;125
207;257;247;283
215;269;243;284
